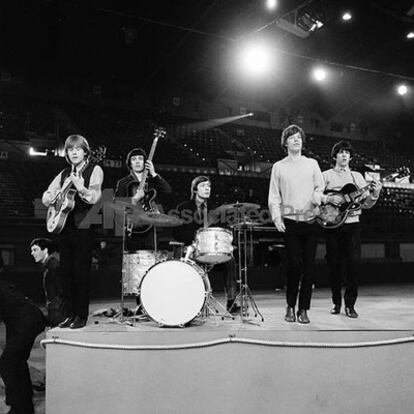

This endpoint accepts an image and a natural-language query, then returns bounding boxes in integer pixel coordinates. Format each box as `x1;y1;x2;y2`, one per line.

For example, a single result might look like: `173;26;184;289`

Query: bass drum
140;259;211;327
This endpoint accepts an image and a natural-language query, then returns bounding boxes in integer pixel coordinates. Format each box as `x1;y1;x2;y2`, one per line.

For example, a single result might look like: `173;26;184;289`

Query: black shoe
297;309;310;324
226;299;240;313
284;306;296;322
58;316;74;328
134;306;144;316
227;303;241;314
7;407;34;414
69;316;87;329
330;305;341;315
345;307;358;318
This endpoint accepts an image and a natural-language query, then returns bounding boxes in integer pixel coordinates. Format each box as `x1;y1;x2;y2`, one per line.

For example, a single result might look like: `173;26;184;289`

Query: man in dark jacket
30;238;66;327
114;147;172;250
0;278;47;414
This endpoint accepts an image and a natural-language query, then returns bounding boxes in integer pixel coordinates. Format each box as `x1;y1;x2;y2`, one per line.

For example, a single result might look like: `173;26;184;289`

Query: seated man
30;238;66;327
0;277;47;414
174;176;240;313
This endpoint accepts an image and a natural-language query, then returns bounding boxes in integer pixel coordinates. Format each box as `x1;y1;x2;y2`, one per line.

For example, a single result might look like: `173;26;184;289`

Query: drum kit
108;199;264;327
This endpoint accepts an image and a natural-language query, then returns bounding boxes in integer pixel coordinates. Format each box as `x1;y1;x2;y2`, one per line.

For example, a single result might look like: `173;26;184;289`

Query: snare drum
140;259;211;327
123;250;167;295
194;227;233;264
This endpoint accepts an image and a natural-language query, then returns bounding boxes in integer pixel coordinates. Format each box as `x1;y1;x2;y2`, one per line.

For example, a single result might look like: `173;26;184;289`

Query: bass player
42;134;104;329
322;140;382;318
113;146;172;250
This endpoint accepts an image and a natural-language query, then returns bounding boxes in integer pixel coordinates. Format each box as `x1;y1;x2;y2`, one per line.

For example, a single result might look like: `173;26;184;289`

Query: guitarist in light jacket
42;134;104;329
114;147;172;250
322;140;381;318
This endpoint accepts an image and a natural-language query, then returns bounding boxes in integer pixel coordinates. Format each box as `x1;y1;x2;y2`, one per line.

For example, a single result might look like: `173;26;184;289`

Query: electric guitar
316;167;409;229
46;147;106;234
131;127;166;234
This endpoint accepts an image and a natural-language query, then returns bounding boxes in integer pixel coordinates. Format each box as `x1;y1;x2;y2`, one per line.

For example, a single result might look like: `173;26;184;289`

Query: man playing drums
174;176;240;313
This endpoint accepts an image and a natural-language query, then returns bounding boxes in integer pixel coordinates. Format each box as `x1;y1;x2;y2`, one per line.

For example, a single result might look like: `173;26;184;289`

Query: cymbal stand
184;245;233;322
202;263;235;322
128;222;160;324
111;206;134;326
231;208;264;324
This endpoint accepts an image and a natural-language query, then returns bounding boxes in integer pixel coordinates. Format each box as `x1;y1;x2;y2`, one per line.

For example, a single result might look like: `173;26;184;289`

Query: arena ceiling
1;0;414;118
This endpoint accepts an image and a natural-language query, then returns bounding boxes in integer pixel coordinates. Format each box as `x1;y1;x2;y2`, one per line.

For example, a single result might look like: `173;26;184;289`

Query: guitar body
128;127;166;235
317;183;362;229
46;189;76;234
141;188;159;213
132;188;159;234
45;146;106;234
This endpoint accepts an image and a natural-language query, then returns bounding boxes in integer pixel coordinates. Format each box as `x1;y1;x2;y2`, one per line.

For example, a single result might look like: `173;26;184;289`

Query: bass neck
137;128;165;192
137;139;157;192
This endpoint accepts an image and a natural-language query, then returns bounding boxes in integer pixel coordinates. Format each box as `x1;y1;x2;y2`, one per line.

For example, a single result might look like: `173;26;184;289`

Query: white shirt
42;164;104;206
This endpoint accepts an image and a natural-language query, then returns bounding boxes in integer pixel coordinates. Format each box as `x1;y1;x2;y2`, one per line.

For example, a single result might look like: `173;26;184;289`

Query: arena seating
1;102;414;235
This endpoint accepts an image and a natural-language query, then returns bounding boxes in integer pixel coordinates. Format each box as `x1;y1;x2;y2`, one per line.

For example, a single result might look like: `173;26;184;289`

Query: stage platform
41;285;414;414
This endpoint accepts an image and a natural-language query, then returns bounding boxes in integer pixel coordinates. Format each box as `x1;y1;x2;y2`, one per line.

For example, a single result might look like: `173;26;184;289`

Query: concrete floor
2;284;414;414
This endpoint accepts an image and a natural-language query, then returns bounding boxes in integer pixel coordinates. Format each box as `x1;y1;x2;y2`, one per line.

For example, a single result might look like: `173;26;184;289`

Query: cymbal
214;202;260;213
106;201;143;214
130;212;183;227
230;220;262;229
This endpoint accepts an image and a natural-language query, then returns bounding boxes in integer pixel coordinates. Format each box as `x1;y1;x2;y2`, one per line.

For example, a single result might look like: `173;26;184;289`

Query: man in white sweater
268;125;325;323
322;140;381;318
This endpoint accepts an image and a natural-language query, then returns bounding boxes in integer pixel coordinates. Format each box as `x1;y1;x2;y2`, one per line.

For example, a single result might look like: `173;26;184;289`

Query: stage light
312;67;327;82
397;84;408;96
407;32;414;39
238;42;274;77
297;12;324;33
342;12;352;21
266;0;277;10
29;147;47;157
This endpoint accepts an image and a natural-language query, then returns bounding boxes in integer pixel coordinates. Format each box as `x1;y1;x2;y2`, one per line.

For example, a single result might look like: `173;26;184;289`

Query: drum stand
230;213;264;324
203;264;235;322
111;206;135;326
182;247;234;322
111;208;159;325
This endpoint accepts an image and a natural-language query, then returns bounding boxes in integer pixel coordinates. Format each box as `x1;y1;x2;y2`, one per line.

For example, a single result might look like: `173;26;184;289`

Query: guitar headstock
382;166;411;183
154;127;166;140
89;146;107;164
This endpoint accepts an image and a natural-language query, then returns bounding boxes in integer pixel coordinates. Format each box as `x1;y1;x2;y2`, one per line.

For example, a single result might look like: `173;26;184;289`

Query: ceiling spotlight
397;84;408;96
312;67;327;82
407;32;414;39
297;12;324;33
238;42;274;77
266;0;277;10
342;12;352;21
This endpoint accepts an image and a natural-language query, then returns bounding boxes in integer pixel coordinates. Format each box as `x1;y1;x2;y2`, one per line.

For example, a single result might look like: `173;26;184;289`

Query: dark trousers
215;259;238;301
0;320;44;413
284;220;319;310
59;227;95;319
47;296;68;327
325;223;361;308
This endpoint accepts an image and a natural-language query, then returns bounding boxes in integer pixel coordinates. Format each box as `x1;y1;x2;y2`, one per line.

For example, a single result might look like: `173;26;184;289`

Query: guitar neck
349;182;371;200
138;137;160;191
